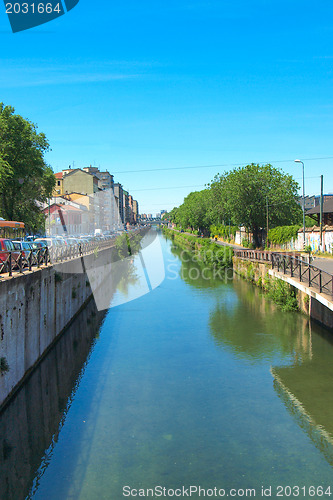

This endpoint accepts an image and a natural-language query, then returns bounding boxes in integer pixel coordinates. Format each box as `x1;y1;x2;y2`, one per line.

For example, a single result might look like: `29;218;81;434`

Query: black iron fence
234;249;333;298
0;239;116;278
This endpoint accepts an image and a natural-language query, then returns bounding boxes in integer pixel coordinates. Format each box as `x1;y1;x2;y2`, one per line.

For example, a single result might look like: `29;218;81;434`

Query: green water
9;233;333;499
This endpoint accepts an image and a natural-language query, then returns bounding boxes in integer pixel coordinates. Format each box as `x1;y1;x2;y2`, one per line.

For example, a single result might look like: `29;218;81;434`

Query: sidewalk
174;231;333;274
213;239;246;250
311;256;333;274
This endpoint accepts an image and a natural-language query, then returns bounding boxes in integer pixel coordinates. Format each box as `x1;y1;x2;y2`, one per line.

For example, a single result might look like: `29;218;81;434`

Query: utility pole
320;175;324;248
294;160;306;248
48;198;51;236
266;197;269;248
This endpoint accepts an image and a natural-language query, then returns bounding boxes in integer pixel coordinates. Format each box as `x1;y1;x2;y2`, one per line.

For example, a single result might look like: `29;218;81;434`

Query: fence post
319;272;322;293
8;252;12;276
19;252;24;273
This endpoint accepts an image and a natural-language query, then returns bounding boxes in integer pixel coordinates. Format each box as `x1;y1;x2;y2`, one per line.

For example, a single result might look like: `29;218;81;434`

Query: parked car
31;241;47;254
34;238;60;248
0;238;21;271
12;240;33;260
66;237;79;246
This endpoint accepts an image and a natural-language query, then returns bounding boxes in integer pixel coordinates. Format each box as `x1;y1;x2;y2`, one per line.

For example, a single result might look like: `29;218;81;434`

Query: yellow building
62;168;99;196
53;172;64;196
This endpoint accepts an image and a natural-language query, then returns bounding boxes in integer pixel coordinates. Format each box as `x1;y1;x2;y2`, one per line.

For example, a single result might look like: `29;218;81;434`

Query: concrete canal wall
0;246;115;409
0;298;106;500
233;256;333;331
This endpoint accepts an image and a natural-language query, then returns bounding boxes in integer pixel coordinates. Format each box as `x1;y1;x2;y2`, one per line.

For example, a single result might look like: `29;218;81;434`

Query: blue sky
1;0;333;213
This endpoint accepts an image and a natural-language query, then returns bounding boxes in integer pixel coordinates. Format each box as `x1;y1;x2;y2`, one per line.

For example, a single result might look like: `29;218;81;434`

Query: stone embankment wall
0;298;106;500
0;246;114;409
233;256;333;330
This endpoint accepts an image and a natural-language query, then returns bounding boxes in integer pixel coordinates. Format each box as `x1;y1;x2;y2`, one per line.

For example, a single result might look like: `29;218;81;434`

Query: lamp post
294;159;305;248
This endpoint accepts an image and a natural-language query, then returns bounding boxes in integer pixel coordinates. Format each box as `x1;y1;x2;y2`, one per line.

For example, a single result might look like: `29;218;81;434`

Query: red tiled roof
42;203;82;213
55;172;63;179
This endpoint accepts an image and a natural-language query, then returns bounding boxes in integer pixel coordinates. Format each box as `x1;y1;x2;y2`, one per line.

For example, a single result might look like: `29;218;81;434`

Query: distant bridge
140;219;164;226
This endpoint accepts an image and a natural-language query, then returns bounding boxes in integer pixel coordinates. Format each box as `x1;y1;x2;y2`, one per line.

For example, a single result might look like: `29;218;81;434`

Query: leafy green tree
169;190;211;232
210;164;301;247
0;103;55;233
161;211;169;221
184;190;211;232
207;174;228;225
173;202;190;228
168;207;178;224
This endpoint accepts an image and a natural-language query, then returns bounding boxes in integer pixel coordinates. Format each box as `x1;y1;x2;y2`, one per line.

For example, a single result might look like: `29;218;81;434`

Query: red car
0;238;21;271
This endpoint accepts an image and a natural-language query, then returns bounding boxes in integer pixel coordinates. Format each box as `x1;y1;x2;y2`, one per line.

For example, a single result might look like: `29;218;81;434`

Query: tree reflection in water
174;241;333;467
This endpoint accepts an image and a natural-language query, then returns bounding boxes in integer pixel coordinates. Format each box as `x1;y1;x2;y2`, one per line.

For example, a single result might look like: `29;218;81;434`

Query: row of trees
166;164;303;247
0;103;55;233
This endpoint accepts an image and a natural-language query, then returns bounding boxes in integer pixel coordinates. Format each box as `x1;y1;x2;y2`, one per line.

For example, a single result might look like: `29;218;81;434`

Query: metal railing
0;240;116;278
234;249;333;298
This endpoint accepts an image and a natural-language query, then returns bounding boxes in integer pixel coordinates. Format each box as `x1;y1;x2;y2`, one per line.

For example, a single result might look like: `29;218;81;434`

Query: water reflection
4;235;333;499
170;244;234;290
175;241;333;469
92;229;165;310
272;329;333;466
0;299;107;500
0;238;150;500
209;279;312;365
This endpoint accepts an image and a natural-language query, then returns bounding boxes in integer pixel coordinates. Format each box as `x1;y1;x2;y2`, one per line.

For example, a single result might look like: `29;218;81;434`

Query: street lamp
294;159;306;248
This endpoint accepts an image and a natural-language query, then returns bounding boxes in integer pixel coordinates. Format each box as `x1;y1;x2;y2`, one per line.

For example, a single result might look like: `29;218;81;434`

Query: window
4;240;14;251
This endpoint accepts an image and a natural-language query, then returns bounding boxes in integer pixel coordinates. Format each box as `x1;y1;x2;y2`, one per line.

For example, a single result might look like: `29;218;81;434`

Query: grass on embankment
235;259;299;312
162;227;233;268
164;228;298;311
114;232;144;259
263;276;299;312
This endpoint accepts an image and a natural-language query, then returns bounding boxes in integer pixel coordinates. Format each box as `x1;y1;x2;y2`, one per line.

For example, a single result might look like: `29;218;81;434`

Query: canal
2;230;333;499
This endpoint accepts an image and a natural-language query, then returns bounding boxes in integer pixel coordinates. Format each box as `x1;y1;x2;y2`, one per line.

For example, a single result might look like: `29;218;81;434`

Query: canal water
2;230;333;499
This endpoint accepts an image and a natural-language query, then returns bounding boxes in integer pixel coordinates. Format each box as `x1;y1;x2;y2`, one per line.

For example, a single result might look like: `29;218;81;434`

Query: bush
266;278;299;312
163;227;233;268
210;224;238;239
242;238;255;249
268;225;301;245
115;232;142;259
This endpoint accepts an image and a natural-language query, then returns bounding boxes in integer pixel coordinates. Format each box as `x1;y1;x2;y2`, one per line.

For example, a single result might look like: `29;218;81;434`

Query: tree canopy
0;103;55;233
210;164;301;246
168;190;211;233
169;163;302;247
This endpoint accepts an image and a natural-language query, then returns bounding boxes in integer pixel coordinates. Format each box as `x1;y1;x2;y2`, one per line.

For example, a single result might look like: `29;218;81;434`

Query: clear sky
1;0;333;214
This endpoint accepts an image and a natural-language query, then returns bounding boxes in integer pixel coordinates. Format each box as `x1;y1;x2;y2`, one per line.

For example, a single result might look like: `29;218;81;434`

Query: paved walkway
311;257;333;274
173;231;333;275
213;239;246;250
215;238;333;275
